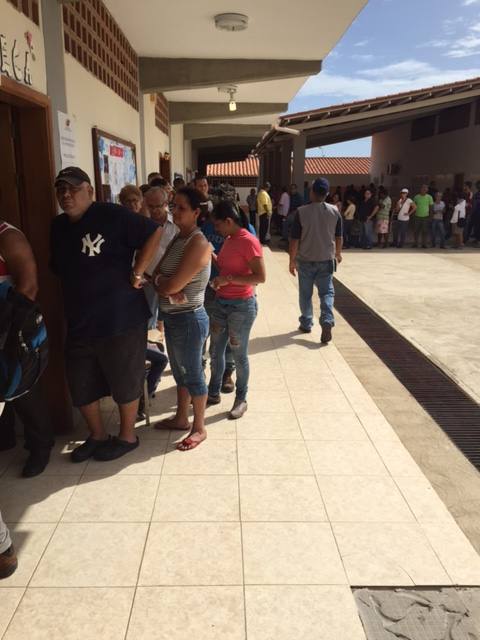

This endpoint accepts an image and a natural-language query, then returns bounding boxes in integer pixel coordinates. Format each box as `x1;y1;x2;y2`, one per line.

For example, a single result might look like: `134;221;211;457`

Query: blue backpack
0;282;48;401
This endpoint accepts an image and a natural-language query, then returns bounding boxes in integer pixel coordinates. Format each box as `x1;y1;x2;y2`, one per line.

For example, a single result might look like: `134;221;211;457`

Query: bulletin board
92;128;137;203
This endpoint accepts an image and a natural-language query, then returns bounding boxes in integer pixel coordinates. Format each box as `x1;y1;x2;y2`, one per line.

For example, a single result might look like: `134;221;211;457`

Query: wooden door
0;104;22;228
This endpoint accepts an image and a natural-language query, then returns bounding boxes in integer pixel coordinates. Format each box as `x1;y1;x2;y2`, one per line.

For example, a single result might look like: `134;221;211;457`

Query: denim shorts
163;307;209;397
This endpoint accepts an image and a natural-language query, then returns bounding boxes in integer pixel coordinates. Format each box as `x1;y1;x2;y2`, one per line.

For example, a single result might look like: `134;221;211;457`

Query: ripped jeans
208;297;258;402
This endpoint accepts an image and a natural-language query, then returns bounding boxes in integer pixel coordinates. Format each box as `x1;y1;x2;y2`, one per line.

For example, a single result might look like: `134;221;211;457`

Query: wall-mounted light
218;84;238;113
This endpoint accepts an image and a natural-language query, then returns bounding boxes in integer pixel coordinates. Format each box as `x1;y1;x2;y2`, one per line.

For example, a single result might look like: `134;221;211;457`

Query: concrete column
280;141;292;187
258;155;265;188
41;0;68;173
292;133;306;191
138;93;147;183
273;147;282;188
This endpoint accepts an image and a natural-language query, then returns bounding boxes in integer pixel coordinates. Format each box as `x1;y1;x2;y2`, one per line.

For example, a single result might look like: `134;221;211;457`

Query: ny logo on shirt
81;233;105;257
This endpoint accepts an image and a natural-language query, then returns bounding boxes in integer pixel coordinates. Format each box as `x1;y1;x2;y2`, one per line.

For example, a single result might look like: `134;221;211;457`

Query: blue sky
290;0;480;157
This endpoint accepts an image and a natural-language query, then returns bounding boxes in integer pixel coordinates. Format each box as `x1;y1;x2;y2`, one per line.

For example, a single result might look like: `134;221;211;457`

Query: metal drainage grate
334;279;480;470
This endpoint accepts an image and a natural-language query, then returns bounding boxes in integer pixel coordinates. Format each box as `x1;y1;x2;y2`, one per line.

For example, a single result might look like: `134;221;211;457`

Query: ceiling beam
139;58;322;93
192;136;260;150
169;102;288;124
185;123;268;140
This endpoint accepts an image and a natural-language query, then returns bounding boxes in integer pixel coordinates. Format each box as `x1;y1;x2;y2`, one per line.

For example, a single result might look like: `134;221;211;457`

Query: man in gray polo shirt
289;178;343;344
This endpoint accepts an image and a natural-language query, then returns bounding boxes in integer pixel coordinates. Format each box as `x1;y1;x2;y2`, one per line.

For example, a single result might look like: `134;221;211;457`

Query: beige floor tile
162;440;238;475
238;441;313;475
245;586;366;640
0;589;24;636
394;476;455;523
357;413;401;442
318;476;415;522
83;441;168;475
307;441;388;476
152;475;239;522
3;587;134;640
297;412;368;441
0;446;22;476
373;440;423;477
236;412;302;440
242;522;347;585
62;475;159;522
333;522;452;586
0;524;55;588
31;523;148;587
422;522;480;585
0;477;77;523
139;522;243;586
240;476;326;522
289;389;353;414
131;422;171;440
246;391;294;413
127;586;245;640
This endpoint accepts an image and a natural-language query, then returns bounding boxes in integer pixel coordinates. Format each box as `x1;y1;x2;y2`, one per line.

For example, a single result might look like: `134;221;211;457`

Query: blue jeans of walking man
208;297;258;402
297;260;335;330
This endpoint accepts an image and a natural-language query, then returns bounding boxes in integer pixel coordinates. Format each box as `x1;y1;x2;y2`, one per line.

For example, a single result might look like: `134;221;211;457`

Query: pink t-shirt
216;228;263;299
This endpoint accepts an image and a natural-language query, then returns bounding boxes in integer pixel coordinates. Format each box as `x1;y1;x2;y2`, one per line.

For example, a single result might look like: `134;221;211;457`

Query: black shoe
0;545;18;580
93;436;139;461
22;449;51;478
207;394;221;406
71;436;110;463
298;325;312;334
321;324;333;344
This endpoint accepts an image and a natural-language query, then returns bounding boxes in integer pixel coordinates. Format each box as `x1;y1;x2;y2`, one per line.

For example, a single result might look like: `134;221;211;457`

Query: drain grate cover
334;280;480;471
354;588;480;639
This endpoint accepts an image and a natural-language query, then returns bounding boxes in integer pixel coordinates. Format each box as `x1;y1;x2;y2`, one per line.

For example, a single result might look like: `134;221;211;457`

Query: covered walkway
1;249;480;639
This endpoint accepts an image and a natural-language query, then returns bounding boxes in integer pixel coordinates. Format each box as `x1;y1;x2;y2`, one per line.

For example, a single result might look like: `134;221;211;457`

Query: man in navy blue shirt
50;167;162;462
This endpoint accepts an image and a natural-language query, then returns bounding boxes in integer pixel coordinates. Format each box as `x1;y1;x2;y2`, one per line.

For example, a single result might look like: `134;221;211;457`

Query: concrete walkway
335;247;480;404
1;248;480;640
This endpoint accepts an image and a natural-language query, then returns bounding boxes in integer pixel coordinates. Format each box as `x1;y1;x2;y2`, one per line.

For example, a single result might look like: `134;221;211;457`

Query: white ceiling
103;0;367;60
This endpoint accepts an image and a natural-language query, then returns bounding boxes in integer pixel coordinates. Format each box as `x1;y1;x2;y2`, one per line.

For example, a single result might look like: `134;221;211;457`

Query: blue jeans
146;343;168;396
208;297;258;402
396;220;409;247
361;220;374;248
204;287;235;374
297;260;335;329
163;307;209;397
431;219;446;247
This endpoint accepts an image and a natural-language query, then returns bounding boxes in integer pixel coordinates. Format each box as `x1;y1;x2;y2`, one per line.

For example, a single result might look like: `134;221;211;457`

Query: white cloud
351;53;375;62
463;0;480;5
298;61;480;102
446;33;480;58
354;39;370;47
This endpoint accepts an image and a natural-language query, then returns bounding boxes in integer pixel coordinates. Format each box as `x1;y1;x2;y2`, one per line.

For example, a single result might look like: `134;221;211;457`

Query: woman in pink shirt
207;201;266;419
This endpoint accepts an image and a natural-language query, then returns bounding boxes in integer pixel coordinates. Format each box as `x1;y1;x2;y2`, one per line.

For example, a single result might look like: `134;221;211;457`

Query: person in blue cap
288;177;343;344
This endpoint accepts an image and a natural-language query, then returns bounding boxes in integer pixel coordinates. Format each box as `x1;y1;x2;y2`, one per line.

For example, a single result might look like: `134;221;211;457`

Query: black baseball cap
54;166;91;187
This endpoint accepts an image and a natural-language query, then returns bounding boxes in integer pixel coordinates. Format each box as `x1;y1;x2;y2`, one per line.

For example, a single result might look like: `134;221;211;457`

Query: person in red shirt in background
207;201;266;419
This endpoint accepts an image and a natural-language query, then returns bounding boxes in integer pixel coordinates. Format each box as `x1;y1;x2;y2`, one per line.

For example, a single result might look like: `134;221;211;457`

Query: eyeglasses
55;184;84;195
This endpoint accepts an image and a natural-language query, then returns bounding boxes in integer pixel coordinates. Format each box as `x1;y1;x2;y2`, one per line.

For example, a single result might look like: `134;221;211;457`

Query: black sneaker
71;437;110;463
298;325;312;334
321;324;333;344
207;395;221;406
22;449;51;478
93;436;139;461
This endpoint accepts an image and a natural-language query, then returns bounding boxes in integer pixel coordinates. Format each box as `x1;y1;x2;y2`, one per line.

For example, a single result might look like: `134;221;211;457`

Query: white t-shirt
451;200;466;224
146;213;178;275
432;201;446;220
397;198;413;222
277;192;290;217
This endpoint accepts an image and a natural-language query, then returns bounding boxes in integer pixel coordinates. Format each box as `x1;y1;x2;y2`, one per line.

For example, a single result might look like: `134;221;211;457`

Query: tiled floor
1;248;480;639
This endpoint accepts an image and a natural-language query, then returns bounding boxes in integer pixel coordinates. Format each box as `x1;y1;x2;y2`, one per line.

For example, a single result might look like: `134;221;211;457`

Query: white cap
400;188;409;193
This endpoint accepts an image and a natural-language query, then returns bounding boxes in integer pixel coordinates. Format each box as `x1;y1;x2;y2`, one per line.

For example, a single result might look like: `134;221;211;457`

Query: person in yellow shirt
256;182;273;245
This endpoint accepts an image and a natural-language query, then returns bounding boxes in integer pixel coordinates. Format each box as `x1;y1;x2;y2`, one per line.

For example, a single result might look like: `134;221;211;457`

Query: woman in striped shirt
153;188;212;451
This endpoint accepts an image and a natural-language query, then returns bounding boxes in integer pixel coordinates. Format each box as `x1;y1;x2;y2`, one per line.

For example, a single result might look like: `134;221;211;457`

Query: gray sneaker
228;400;248;420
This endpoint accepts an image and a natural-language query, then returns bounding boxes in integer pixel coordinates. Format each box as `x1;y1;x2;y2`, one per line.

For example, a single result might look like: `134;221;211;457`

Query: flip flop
177;435;206;451
154;418;190;431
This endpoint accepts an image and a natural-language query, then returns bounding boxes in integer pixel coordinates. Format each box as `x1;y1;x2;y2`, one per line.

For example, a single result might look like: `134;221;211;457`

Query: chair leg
143;379;150;426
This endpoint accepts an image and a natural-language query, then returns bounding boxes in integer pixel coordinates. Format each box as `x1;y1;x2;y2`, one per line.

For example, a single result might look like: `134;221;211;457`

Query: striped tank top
157;227;210;314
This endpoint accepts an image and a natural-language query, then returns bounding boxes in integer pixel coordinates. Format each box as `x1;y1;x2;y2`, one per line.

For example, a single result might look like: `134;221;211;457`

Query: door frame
0;74;73;433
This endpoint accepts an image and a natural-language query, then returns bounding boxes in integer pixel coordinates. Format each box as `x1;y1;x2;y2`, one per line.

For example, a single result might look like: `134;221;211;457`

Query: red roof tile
207;157;371;177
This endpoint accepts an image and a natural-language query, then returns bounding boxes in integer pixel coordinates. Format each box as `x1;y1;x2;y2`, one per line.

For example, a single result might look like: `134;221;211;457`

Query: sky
290;0;480;158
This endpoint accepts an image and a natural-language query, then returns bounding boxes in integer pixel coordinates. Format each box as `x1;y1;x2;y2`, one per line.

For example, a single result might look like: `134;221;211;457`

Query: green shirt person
413;187;434;218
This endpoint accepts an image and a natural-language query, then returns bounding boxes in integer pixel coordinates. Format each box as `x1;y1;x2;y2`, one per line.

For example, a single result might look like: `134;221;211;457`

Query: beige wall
0;0;47;94
64;55;141;187
371;110;480;195
170;124;185;178
142;94;170;181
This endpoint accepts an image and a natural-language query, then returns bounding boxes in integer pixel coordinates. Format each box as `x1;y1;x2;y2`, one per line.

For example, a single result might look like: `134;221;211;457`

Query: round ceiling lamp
214;13;249;32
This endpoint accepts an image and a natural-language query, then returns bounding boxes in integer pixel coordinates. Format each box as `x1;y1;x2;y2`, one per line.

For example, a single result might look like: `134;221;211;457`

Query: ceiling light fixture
218;84;238;112
214;13;249;32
